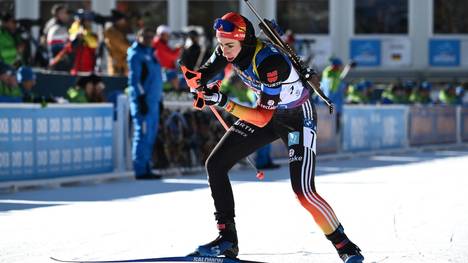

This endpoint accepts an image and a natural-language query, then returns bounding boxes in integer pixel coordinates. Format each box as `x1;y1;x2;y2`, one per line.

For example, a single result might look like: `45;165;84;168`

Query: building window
354;0;408;34
433;0;468;34
0;1;14;15
188;0;239;38
277;0;329;34
116;1;167;32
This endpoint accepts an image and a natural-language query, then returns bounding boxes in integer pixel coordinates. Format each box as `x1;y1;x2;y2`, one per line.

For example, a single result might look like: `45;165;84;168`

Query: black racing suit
197;41;360;258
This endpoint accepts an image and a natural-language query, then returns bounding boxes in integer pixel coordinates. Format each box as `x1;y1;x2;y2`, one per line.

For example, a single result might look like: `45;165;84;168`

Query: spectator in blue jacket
16;66;37;102
127;28;164;179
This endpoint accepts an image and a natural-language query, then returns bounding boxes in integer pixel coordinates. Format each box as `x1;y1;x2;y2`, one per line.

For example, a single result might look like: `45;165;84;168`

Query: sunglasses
213;18;236;32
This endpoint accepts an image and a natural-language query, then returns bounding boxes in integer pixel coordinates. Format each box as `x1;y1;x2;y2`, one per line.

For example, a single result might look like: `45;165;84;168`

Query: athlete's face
217;37;241;62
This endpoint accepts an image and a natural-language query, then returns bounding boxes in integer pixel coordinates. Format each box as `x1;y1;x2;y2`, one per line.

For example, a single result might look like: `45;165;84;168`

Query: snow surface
1;150;468;263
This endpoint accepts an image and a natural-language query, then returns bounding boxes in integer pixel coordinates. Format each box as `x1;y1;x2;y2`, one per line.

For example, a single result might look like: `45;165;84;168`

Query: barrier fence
409;106;457;145
0;104;114;181
342;105;409;152
1;101;467;183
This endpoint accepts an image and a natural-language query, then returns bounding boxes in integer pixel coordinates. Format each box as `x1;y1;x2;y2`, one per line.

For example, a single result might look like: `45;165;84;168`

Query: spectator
16;66;36;102
346;80;370;104
104;9;130;76
153;25;182;91
128;28;164;180
321;57;345;131
438;84;458;105
0;62;21;102
180;29;208;71
66;74;105;103
381;82;409;104
45;4;72;71
0;13;22;66
409;81;433;105
68;9;98;75
0;62;12;99
456;85;466;105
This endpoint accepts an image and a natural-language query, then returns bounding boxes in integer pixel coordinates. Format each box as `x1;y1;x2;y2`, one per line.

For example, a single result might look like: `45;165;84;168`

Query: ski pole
339;60;357;80
208;105;265;180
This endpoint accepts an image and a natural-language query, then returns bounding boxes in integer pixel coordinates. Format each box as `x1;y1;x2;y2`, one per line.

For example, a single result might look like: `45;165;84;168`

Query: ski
50;256;266;263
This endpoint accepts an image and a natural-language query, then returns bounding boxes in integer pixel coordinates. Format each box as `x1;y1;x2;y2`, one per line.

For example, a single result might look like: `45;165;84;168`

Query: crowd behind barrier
2;5;468;183
2;99;468;183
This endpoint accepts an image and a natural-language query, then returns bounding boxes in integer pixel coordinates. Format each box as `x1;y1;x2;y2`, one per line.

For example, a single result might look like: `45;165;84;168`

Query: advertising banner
409;106;457;145
350;39;381;67
342;105;408;152
460;106;468;142
429;39;461;67
0;104;114;182
381;38;411;67
462;40;468;67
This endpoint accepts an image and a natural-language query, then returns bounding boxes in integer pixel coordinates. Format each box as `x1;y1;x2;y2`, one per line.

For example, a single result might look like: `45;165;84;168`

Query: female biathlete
181;12;364;263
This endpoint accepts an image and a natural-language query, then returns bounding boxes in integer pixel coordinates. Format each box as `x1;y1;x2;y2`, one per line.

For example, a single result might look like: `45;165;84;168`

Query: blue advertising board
461;106;468;142
429;39;461;67
350;39;381;67
342;106;408;152
0;104;114;181
409;106;457;145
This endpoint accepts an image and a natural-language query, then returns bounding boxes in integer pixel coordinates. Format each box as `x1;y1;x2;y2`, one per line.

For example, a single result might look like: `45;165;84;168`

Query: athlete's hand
202;85;228;107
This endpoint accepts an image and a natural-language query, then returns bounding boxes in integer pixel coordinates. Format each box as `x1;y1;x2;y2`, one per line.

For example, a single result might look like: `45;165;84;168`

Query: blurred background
0;0;467;183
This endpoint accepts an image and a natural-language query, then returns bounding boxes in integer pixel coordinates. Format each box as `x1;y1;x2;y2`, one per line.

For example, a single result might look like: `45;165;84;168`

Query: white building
4;0;468;80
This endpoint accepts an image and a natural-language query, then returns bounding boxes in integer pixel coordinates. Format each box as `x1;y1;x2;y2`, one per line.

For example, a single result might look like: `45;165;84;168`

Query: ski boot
190;220;239;259
326;225;364;263
337;241;364;263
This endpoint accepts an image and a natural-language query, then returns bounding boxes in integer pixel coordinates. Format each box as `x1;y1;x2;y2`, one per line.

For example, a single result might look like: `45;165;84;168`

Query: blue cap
361;80;372;89
355;82;366;91
420;81;432;90
75;9;94;21
330;57;342;66
403;80;416;89
16;66;36;82
456;86;465;96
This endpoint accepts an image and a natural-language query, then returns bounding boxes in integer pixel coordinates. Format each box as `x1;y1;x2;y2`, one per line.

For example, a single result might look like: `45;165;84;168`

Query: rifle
243;0;334;114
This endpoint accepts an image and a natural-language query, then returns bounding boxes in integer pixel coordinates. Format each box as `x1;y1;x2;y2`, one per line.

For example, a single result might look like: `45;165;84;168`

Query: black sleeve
256;54;291;109
198;46;229;85
180;45;200;70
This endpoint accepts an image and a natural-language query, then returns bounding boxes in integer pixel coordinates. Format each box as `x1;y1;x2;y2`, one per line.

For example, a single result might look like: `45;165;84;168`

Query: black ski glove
202;81;228;108
137;94;149;115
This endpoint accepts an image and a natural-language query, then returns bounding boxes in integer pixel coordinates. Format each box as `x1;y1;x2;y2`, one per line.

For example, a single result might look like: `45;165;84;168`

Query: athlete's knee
205;153;227;176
